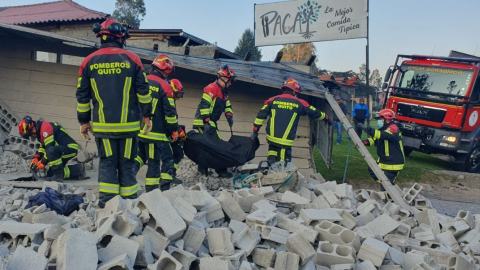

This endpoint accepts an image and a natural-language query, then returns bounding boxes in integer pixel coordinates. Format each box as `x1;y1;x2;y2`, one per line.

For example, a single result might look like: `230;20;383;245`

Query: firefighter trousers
171;141;184;170
96;137;138;208
368;167;399;191
267;144;292;163
136;141;175;193
45;145;81;179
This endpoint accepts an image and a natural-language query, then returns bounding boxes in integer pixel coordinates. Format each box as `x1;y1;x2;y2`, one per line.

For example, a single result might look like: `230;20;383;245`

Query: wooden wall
0;44;314;169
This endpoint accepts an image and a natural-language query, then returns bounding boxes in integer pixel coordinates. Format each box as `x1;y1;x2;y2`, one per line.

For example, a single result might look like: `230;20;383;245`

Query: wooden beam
323;92;417;214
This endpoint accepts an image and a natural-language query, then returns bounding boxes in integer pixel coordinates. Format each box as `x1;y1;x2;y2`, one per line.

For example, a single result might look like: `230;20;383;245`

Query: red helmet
18;116;35;139
92;18;129;38
379;109;396;120
170;79;184;99
217;65;236;81
282;78;301;93
152;54;174;74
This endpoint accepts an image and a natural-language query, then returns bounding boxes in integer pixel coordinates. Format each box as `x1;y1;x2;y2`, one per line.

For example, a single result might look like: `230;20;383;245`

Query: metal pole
366;0;370;128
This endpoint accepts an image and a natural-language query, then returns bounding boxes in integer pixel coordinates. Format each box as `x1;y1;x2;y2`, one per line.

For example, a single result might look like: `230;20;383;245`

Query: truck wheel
403;147;413;157
454;146;480;173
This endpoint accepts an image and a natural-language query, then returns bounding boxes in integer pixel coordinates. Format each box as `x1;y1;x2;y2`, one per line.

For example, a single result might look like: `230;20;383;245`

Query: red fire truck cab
383;55;480;172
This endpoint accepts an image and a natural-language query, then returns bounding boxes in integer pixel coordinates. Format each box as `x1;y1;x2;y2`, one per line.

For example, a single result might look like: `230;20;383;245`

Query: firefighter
168;79;187;171
193;65;235;177
251;78;331;162
19;116;85;182
135;54;182;192
358;109;405;190
76;18;152;207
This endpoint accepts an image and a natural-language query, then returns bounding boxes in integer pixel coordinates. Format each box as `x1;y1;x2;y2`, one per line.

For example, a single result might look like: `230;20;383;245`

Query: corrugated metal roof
0;22;328;97
0;0;106;25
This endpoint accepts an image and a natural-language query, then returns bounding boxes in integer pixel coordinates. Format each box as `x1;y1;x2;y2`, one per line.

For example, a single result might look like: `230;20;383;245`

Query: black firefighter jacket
76;43;152;138
138;72;178;143
254;93;326;147
364;122;405;171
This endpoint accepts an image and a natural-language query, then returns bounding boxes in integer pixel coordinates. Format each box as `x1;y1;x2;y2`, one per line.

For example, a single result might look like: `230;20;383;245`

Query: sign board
255;0;368;47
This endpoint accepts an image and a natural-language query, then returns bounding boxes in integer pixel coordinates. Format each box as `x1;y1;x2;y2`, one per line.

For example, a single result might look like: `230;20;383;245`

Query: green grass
314;126;450;183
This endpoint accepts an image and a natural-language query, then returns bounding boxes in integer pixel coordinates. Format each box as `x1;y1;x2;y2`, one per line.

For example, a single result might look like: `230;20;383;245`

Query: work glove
141;117;152;135
362;140;370;146
37;160;45;171
203;122;211;133
171;131;179;143
250;126;259;140
29;157;40;169
323;114;332;125
80;123;93;140
226;113;234;127
357;123;375;137
178;127;187;141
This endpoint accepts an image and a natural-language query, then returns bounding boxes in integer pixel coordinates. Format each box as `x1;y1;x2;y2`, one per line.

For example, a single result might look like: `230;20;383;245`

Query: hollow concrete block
435;231;461;254
274;251;299;270
147;251;183;270
252;247;276;268
56;229;97;270
312;195;330;209
403;183;423;205
217;190;246;222
142;225;170;258
234;189;264;212
173;197;197;224
246;209;277;226
200;191;225;223
130;235;155;267
98;235;139;270
276;214;318;243
97;253;131;270
314;221;360;251
365;214;400;237
138;189;186;240
253;225;290;244
229;220;259;256
95;212;140;244
200;257;234;270
168;246;197;270
299;209;342;226
162;190;206;209
357;237;390;267
443;220;470;237
207;228;235;256
7;245;48;270
252;199;278;212
183;220;206;255
282;191;310;204
340;210;357;230
417;209;441;235
447;254;476;270
315;241;355;267
285;232;316;265
456;210;475;229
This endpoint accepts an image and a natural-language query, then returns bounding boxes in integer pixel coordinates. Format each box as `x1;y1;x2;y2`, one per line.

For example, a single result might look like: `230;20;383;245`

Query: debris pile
0;151;29;174
0;177;479;269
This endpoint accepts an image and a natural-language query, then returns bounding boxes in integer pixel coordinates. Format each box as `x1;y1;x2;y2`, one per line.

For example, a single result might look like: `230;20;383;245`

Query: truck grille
396;103;446;123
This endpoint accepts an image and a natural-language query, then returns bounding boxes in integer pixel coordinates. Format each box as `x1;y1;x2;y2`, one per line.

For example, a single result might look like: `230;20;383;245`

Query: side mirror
384;68;392;82
382;82;388;91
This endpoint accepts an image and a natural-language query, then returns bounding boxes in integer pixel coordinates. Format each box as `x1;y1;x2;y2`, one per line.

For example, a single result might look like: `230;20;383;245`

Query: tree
332;70;356;80
369;69;382;87
234;29;262;61
112;0;146;29
358;63;368;82
280;42;317;63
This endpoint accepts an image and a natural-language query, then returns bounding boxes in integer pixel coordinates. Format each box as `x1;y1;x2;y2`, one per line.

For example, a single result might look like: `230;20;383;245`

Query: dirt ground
348;169;480;205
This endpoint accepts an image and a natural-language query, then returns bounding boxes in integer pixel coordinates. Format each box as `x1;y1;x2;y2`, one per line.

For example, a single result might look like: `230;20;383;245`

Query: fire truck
383;54;480;172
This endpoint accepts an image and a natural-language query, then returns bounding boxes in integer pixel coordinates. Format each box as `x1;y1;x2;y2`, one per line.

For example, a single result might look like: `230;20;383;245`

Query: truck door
463;77;480;132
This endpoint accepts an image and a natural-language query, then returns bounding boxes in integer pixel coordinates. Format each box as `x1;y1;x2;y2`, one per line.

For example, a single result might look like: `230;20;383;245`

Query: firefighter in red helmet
19;116;85;182
358;109;405;190
193;65;236;177
252;78;331;162
168;79;187;173
135;54;183;192
76;18;152;207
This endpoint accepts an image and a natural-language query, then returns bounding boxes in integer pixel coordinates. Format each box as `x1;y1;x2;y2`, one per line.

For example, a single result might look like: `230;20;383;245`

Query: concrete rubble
0;170;477;269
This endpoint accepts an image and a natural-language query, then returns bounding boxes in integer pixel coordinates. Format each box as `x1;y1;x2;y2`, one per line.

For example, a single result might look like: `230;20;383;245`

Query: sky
4;0;480;78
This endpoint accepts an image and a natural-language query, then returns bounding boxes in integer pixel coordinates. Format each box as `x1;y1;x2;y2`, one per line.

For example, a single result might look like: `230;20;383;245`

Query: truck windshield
395;65;474;97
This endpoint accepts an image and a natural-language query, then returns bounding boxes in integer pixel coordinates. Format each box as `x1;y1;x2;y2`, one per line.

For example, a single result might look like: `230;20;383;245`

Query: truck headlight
443;135;457;143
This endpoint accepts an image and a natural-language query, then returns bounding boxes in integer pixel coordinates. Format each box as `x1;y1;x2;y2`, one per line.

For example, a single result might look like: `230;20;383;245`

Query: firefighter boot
197;165;209;176
66;164;88;180
45;172;64;183
215;168;233;178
